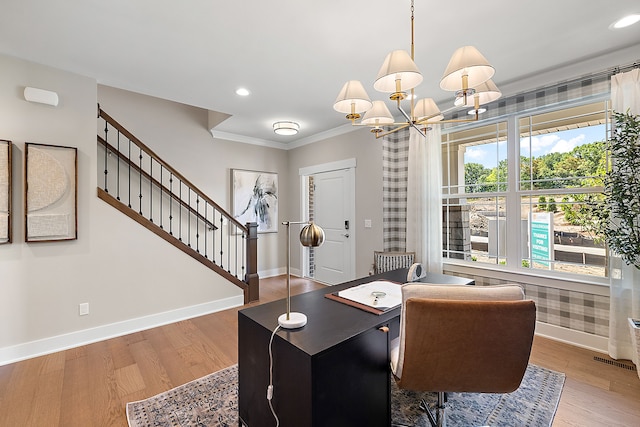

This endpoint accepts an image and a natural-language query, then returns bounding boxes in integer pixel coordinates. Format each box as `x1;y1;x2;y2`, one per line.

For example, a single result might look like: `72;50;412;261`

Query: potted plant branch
604;110;640;269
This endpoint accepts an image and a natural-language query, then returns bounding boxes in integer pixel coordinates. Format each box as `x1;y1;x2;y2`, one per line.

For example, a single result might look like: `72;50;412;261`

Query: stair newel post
244;222;259;302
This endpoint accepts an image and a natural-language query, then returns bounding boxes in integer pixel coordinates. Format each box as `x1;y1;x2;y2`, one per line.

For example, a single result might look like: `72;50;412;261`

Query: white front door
312;168;355;284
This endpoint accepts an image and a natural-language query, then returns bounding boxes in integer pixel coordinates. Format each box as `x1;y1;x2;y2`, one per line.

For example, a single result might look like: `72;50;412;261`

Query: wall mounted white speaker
23;87;59;107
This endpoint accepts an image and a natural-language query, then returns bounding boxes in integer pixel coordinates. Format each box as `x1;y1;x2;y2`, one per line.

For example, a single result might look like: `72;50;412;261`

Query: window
442;101;609;279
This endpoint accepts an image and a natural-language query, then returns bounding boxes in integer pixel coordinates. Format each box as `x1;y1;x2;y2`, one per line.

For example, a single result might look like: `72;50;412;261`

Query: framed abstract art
231;169;278;233
0;140;11;244
25;142;78;242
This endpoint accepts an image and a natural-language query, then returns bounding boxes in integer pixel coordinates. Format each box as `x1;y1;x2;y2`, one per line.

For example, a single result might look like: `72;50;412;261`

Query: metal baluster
116;130;121;201
187;188;191;247
235;226;239;277
128;140;132;208
242;230;246;278
179;180;183;242
169;173;173;235
204;202;208;259
159;165;163;229
227;223;231;273
195;194;200;253
220;216;224;268
103;121;108;192
138;147;143;215
212;210;216;264
149;157;153;223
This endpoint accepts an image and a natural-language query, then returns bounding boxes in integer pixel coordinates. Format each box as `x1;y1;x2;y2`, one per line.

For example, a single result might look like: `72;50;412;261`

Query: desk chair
390;284;536;427
374;251;415;274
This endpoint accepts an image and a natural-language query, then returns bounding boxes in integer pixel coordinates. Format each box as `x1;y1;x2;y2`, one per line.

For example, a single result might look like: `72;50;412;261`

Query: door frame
299;158;356;280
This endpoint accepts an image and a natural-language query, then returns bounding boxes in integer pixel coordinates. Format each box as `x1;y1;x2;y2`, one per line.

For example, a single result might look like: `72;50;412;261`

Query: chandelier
333;0;502;138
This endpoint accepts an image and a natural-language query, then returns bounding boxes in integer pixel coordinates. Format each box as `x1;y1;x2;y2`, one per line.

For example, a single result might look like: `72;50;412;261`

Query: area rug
126;364;564;427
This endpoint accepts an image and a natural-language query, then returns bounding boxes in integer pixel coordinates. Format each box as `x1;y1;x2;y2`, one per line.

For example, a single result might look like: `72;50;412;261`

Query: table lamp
279;220;325;329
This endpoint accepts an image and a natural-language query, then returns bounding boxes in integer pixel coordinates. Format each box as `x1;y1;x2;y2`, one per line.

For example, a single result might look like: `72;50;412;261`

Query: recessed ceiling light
610;14;640;29
273;121;300;136
468;107;487;115
235;88;250;96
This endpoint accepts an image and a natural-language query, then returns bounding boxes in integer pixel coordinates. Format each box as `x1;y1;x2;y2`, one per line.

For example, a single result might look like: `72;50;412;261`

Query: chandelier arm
373;123;412;139
397;103;427;137
352;122;418;128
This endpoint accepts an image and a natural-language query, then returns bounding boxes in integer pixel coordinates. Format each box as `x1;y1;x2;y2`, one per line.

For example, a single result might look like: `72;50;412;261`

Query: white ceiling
1;0;639;147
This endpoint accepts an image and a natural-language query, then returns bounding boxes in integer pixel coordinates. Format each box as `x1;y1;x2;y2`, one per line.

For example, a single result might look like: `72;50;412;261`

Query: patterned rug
126;364;564;427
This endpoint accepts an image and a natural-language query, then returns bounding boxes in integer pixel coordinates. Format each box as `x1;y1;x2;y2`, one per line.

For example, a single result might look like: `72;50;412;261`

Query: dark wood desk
238;269;473;427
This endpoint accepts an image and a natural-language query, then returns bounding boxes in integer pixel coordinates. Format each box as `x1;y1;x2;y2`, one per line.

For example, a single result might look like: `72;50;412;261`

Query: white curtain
406;126;442;273
609;68;640;363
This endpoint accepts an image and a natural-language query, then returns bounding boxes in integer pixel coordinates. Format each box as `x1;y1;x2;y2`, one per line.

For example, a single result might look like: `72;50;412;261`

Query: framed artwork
25;143;78;242
0;140;11;244
232;169;278;233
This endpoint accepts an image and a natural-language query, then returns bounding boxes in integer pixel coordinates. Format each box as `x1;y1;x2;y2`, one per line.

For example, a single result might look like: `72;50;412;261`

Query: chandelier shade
373;50;423;94
333;80;373;114
414;98;444;122
361;100;394;125
454;79;502;107
440;46;495;92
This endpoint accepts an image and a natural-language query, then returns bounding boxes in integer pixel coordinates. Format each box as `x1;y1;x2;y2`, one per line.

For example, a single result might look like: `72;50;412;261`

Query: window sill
443;260;610;296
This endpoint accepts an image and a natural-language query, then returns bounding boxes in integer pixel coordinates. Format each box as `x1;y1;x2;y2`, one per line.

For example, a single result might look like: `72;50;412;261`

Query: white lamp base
278;312;307;329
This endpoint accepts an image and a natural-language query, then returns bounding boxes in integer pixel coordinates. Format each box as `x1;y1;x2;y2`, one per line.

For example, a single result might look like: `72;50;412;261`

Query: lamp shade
333;80;373;114
299;222;325;247
361;100;394;126
440;46;495;92
414;98;443;122
454;79;502;107
374;50;423;93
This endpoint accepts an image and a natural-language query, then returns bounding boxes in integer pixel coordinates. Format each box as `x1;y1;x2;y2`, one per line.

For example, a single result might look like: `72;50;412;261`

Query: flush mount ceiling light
235;87;250;96
273;121;300;136
333;0;501;138
610;14;640;29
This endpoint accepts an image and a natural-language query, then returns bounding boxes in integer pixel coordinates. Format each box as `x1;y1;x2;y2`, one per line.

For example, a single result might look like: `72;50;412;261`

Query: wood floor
1;276;639;426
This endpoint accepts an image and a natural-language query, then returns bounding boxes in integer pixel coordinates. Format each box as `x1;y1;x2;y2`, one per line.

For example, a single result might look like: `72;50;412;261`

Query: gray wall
0;55;286;364
287;130;384;279
97;86;290;275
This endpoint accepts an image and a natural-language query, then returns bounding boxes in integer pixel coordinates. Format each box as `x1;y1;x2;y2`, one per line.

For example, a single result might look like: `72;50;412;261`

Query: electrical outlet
364;219;372;228
79;303;89;316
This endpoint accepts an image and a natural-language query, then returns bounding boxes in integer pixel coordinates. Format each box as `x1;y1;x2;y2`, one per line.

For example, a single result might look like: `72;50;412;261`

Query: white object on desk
337;280;402;310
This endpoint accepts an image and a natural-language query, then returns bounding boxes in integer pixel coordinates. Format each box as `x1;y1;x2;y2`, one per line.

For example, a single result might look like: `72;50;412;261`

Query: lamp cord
267;324;281;427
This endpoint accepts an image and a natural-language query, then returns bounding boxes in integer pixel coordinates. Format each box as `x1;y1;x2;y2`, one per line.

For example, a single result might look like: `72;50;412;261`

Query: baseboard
0;295;244;366
535;321;608;353
258;267;286;278
258;267;302;278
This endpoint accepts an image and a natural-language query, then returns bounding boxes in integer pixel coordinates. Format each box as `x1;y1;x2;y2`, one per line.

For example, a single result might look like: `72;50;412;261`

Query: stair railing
97;106;258;302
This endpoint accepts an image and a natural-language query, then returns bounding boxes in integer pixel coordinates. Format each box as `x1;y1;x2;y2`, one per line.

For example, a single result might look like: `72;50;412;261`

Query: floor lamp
279;220;325;329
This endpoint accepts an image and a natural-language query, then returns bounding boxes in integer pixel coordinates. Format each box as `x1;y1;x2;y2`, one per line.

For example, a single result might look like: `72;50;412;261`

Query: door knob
342;233;350;238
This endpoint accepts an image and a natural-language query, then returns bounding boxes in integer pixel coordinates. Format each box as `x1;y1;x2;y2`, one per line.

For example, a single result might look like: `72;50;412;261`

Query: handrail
98;135;217;231
98;107;247;231
97;106;259;302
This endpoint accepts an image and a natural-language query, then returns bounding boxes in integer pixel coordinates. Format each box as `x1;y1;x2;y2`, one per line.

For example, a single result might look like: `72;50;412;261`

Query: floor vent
593;356;637;371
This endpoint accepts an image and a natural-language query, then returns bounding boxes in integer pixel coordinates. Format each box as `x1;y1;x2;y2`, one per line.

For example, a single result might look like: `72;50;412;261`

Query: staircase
96;107;259;303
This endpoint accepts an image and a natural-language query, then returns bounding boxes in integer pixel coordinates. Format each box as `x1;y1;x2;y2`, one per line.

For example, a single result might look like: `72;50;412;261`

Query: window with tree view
442;101;609;279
